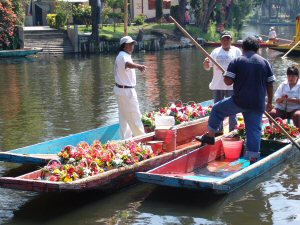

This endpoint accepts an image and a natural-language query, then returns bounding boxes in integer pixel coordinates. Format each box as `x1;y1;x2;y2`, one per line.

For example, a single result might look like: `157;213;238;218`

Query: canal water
0;25;300;224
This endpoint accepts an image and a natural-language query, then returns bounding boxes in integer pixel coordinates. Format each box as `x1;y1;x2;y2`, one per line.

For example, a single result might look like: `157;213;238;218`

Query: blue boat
0;48;43;57
0;115;212;192
0;99;214;165
0;123;121;164
136;137;300;194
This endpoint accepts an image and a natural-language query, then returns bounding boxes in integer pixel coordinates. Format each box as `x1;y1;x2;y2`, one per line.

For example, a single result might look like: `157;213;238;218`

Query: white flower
113;158;123;165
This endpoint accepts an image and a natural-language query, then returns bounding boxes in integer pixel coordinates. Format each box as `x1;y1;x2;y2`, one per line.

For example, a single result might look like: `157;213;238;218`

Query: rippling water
0;25;300;224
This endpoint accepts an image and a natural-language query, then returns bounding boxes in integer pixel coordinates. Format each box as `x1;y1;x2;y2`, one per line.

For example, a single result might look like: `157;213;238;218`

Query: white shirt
114;51;136;87
269;30;277;39
208;46;242;90
274;80;300;112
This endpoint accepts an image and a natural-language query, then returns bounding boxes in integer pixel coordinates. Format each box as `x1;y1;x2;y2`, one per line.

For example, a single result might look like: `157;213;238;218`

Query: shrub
0;0;18;50
56;12;68;28
134;14;147;25
72;4;92;27
46;14;56;28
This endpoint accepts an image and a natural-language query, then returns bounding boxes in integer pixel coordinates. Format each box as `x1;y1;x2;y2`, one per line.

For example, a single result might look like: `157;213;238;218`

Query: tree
89;0;102;49
105;0;123;32
0;0;17;50
178;0;187;27
156;0;163;21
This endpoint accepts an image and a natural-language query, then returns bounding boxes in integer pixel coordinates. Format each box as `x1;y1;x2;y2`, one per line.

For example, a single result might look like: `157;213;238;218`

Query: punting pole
281;39;300;58
170;16;300;149
264;112;300;150
169;16;225;73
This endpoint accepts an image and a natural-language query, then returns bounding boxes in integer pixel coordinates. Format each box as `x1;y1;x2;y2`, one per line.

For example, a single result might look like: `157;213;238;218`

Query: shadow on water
0;56;39;65
4;183;157;225
136;154;299;224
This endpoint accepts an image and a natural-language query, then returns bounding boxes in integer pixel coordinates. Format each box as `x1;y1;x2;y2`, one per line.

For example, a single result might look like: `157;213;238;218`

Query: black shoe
249;157;258;165
195;133;215;145
215;131;224;137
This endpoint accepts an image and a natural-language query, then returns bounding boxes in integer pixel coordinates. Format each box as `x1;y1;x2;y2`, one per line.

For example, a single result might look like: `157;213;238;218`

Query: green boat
0;48;43;58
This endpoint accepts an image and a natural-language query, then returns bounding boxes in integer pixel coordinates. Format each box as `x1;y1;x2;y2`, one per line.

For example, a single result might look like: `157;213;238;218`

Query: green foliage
190;0;201;23
134;14;147;25
0;0;18;50
12;0;30;25
56;13;68;29
46;14;56;28
103;0;124;32
156;0;163;20
54;1;72;26
73;4;92;27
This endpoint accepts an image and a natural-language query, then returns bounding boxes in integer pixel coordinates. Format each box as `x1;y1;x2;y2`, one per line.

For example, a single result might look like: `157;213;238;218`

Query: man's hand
138;65;146;73
203;57;210;71
266;102;273;112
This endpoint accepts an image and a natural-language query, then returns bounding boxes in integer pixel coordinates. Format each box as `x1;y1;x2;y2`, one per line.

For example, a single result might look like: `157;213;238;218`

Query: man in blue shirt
197;37;275;162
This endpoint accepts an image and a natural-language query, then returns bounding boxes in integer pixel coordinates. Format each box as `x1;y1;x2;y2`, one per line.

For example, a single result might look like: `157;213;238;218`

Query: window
148;0;171;10
148;0;155;10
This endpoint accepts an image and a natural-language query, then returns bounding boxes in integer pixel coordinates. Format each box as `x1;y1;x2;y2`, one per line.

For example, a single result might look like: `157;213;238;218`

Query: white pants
114;87;145;139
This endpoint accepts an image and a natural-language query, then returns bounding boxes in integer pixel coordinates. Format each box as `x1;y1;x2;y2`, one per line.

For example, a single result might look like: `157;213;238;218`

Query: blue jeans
213;90;237;132
208;97;263;158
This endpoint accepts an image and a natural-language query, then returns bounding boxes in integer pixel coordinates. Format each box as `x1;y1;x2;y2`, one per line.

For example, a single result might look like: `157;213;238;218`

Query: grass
77;22;236;42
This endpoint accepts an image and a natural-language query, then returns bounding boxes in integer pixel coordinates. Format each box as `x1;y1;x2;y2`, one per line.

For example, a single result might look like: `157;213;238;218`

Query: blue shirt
225;51;275;112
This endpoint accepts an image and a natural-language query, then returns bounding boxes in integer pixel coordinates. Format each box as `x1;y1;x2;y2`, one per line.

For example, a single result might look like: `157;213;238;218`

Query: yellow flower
64;176;73;183
53;169;61;175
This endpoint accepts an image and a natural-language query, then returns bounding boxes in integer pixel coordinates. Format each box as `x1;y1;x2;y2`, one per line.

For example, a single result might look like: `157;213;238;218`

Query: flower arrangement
262;118;300;141
142;101;212;130
41;140;156;183
236;123;246;140
236;118;300;141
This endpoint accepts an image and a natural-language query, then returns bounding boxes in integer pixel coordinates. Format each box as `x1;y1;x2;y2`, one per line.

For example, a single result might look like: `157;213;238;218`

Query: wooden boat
0;48;43;57
0;123;121;164
0;100;213;165
269;44;300;56
0;115;210;192
204;42;277;48
137;137;300;194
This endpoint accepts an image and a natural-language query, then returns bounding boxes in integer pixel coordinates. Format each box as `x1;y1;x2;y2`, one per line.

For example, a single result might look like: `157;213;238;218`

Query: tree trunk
89;0;101;51
178;0;187;27
201;0;217;33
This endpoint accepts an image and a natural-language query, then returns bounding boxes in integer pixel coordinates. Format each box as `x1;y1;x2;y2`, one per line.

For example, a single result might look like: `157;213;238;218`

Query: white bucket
155;116;175;129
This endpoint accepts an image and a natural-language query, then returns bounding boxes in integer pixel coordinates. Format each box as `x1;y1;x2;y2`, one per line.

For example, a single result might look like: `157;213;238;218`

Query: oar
264;112;300;150
169;16;300;149
260;34;292;43
169;16;224;72
281;39;300;58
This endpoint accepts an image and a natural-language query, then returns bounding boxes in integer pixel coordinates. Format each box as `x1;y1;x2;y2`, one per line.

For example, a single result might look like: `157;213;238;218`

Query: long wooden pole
264;112;300;150
169;16;225;73
281;39;300;58
170;16;300;149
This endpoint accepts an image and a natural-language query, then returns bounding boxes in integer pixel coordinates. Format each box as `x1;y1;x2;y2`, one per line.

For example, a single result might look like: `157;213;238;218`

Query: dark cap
221;31;232;39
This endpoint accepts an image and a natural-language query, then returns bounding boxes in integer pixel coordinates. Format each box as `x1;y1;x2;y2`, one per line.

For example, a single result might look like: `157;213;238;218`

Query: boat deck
160;157;251;182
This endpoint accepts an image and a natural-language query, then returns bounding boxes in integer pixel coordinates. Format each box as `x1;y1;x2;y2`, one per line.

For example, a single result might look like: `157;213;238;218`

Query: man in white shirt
114;36;147;139
268;27;277;44
203;31;242;133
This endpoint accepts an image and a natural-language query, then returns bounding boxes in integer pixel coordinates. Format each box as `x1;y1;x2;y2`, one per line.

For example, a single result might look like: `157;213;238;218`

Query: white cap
120;36;137;45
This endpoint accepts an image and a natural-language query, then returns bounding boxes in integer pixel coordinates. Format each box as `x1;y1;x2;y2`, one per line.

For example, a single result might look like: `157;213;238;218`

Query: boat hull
137;138;299;194
0;48;43;57
269;44;300;56
0;123;121;164
0;99;214;164
204;42;277;48
0;117;209;192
